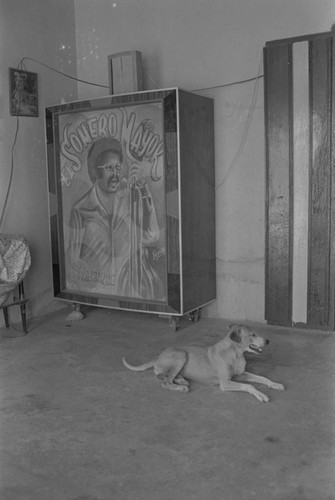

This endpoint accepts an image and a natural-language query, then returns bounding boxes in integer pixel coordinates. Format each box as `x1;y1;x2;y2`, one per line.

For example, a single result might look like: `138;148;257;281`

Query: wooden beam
264;44;293;326
330;27;335;330
307;36;332;328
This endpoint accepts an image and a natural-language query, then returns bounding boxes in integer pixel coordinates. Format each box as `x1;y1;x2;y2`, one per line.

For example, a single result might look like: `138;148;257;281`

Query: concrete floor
0;307;335;500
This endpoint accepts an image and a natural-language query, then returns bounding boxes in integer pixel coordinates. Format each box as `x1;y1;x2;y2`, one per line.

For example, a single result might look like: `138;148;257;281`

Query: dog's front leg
236;372;285;391
219;380;270;403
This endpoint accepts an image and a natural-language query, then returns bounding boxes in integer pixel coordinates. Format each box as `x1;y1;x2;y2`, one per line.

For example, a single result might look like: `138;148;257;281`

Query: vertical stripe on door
292;41;309;324
265;44;293;326
308;37;332;327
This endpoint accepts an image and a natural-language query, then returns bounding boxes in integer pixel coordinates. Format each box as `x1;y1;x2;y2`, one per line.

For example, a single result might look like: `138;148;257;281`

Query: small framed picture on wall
9;68;38;117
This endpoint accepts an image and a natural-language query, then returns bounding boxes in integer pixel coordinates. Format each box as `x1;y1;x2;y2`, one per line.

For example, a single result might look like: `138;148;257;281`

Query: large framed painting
46;88;216;319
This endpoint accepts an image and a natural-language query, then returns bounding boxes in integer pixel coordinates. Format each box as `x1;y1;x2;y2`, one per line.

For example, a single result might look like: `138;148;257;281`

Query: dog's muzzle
249;339;269;354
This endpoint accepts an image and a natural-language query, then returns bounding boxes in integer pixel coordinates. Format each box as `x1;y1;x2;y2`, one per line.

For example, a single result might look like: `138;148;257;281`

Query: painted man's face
95;151;124;193
14;73;26;90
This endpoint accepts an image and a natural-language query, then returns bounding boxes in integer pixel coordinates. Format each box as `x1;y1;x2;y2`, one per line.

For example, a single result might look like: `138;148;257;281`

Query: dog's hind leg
160;350;189;392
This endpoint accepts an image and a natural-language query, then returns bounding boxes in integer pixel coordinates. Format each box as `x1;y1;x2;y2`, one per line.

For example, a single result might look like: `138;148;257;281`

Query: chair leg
18;282;28;333
2;308;9;329
18;281;25;300
20;303;27;334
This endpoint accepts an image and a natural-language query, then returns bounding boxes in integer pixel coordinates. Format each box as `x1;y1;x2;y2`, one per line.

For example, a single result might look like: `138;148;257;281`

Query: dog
122;324;285;403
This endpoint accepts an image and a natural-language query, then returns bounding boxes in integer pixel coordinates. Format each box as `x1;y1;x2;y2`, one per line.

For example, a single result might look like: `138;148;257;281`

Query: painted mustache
107;174;120;186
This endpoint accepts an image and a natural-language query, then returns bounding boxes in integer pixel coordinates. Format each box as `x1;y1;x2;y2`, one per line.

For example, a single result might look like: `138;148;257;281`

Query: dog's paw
174;376;190;387
178;384;190;393
254;390;270;403
269;382;285;391
162;381;190;392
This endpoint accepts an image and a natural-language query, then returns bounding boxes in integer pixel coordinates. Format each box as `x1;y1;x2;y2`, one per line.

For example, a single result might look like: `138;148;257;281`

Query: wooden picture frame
108;51;143;94
9;68;38;117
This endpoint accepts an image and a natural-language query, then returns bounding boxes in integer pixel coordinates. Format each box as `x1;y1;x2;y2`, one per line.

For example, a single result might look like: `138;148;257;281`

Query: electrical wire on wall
20;57;109;88
214;53;264;191
0;58;109;232
146;61;265;191
0;55;264;230
192;73;263;92
0;117;19;230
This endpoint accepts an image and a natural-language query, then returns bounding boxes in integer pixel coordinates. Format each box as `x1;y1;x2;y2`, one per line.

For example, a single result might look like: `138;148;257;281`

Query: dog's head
228;324;269;354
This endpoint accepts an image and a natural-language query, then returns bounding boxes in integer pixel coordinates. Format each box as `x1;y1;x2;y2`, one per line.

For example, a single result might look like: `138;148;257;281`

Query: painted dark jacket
68;183;161;298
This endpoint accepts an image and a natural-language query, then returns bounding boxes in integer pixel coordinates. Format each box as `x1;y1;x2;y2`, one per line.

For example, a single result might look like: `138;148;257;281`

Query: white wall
74;0;335;322
0;0;77;326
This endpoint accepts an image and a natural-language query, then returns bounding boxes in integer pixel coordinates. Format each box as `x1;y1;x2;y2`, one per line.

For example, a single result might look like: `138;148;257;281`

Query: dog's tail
122;357;155;371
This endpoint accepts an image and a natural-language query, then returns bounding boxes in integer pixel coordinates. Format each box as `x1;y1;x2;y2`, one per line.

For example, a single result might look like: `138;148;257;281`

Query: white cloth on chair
0;234;31;306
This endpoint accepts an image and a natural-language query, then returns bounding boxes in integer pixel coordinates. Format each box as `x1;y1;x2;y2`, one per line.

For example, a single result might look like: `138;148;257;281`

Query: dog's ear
229;325;242;343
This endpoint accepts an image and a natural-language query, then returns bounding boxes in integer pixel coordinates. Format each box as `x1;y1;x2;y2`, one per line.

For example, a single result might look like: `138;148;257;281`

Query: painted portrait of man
68;136;165;300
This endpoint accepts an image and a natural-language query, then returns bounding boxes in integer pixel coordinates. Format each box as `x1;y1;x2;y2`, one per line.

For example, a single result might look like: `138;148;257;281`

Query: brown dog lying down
122;324;285;403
